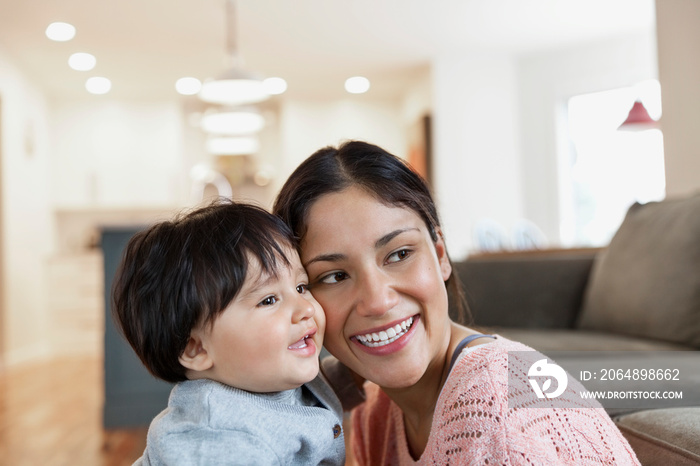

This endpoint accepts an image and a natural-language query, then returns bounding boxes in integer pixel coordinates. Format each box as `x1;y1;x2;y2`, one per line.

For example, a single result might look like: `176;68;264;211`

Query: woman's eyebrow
304;228;419;267
304;253;346;267
374;228;418;249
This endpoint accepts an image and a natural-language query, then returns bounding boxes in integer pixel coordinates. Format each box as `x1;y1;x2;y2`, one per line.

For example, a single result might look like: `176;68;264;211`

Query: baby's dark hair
112;199;295;383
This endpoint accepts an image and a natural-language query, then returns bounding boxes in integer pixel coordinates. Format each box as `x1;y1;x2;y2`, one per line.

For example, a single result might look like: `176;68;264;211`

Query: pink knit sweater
351;337;640;465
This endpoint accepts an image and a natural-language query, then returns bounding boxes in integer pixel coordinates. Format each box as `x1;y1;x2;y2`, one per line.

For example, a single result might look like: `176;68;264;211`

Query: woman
274;141;639;465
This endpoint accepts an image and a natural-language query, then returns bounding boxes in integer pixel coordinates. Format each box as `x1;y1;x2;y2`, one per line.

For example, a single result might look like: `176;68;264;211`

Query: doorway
0;95;5;370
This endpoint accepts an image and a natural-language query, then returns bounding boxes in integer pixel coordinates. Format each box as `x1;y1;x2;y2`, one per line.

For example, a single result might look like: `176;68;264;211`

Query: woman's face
301;186;453;389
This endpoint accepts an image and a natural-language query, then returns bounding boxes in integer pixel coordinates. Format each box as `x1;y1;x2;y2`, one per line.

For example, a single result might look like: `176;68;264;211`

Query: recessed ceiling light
345;76;370;94
85;77;111;95
262;77;287;95
175;77;202;95
68;52;96;71
45;22;76;42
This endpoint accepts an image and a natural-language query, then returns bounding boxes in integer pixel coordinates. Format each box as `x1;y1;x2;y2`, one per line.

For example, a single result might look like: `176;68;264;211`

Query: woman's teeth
355;317;414;347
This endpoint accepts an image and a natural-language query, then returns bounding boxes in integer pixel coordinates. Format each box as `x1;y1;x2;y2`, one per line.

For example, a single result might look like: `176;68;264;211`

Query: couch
452;193;700;465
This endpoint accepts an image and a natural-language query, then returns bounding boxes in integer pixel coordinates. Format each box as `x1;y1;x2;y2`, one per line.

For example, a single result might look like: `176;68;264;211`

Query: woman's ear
178;333;213;373
434;227;453;281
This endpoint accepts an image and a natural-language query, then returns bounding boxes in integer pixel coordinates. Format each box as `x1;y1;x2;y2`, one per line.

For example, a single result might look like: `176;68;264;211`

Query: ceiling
0;0;656;102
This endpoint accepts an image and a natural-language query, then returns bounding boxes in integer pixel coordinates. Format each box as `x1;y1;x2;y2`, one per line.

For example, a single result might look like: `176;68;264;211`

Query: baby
112;200;345;465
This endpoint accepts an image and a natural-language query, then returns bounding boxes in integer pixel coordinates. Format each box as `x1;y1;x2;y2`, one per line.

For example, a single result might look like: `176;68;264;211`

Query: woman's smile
350;315;421;357
348;314;421;356
352;315;416;347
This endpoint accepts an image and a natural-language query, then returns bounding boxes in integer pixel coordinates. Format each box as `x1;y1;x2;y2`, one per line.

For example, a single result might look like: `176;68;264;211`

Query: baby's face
198;247;325;392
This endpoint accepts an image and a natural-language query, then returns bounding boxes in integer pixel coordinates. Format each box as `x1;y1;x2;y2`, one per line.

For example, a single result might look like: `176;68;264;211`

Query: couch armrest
452;249;599;329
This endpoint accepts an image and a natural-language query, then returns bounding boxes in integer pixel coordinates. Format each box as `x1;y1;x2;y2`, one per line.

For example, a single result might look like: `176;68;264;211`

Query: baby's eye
258;296;277;307
296;284;308;294
387;249;411;263
319;271;348;285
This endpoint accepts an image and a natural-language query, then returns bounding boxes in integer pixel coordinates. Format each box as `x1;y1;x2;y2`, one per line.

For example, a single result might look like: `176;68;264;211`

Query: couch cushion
455;251;596;329
577;194;700;348
615;408;700;465
489;328;694;352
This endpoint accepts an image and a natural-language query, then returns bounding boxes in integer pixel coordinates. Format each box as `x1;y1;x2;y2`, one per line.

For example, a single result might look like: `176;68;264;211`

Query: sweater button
333;424;341;438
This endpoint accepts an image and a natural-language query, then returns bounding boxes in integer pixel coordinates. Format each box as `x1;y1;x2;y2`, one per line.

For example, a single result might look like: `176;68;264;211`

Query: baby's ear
178;333;213;373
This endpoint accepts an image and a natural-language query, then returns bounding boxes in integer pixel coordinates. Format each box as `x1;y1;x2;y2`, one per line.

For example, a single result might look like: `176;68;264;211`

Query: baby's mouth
288;330;316;350
353;316;415;348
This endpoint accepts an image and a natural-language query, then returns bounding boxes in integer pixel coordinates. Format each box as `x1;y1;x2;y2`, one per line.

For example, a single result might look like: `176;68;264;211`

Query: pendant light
198;0;269;106
200;107;265;135
206;136;260;156
618;100;659;131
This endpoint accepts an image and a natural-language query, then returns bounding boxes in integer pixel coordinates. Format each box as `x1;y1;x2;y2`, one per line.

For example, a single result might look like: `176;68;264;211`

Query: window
560;80;665;246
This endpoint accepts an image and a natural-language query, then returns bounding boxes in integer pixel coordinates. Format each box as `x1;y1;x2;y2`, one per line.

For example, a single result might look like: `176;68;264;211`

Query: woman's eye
387;249;411;263
259;296;277;306
296;284;308;294
318;271;348;285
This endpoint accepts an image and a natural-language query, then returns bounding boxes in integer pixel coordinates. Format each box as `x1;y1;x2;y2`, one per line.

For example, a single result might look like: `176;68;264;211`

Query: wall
398;67;432;128
51;98;189;209
50;95;413;216
273;97;406;201
432;50;523;259
0;50;54;366
517;32;658;246
656;0;700;197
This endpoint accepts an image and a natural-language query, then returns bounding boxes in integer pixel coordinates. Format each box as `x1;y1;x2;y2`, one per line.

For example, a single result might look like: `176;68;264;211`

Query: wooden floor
0;356;357;465
0;356;146;466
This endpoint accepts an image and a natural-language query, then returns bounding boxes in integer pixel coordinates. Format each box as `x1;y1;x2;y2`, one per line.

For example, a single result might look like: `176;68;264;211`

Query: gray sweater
135;376;345;465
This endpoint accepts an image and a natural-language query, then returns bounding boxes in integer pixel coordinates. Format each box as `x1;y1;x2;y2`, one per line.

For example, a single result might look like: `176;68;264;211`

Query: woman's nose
355;269;399;317
292;294;316;323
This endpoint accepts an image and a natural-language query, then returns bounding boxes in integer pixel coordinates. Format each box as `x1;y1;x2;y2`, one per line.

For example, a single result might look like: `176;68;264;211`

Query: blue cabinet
102;227;172;428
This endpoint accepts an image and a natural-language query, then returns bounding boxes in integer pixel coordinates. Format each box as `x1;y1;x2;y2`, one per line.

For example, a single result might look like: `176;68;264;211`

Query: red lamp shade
619;100;658;131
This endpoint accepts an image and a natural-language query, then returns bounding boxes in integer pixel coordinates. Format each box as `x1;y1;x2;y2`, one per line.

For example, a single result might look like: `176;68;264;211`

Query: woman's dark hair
112;199;295;383
273;140;470;323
